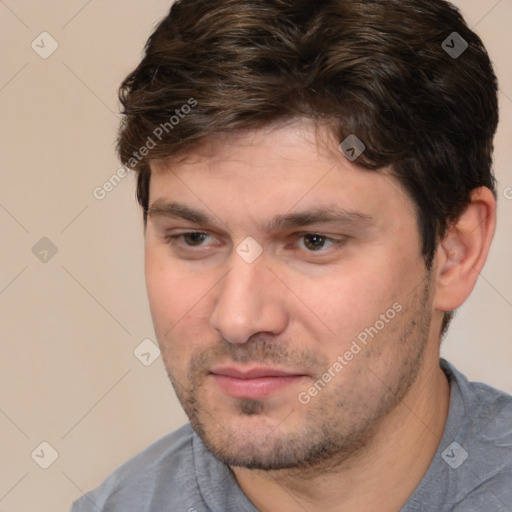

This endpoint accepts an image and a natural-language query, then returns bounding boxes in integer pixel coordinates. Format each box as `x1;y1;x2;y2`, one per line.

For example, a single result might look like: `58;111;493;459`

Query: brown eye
166;232;211;247
303;234;328;251
293;233;344;254
182;232;208;246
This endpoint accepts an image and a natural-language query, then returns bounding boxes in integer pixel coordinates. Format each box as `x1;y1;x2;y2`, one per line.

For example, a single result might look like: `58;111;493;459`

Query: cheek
144;246;215;354
300;257;414;350
145;244;190;334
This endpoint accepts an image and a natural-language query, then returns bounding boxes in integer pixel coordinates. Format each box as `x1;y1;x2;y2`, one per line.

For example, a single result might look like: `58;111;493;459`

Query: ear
432;187;496;312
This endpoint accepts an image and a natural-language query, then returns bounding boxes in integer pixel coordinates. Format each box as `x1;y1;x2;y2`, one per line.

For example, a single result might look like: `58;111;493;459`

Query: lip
210;366;307;399
211;366;303;379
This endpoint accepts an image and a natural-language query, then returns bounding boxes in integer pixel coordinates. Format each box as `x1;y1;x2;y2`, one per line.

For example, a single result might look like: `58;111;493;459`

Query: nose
210;252;288;345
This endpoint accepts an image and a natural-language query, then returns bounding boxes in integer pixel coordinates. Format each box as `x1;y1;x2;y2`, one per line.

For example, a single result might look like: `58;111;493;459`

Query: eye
295;234;341;252
166;231;212;247
164;231;344;255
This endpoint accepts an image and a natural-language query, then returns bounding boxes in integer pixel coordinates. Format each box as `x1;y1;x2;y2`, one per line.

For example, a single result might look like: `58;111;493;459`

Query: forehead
152;120;332;172
148;119;415;229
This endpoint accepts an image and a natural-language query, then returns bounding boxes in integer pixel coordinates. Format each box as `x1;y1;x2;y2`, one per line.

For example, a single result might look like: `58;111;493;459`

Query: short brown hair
117;0;499;335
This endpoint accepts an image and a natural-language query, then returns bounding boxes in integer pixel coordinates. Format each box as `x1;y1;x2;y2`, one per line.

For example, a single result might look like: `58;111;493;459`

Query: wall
0;1;510;511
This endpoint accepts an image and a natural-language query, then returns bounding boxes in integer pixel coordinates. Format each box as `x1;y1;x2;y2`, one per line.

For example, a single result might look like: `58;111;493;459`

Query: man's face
145;119;436;470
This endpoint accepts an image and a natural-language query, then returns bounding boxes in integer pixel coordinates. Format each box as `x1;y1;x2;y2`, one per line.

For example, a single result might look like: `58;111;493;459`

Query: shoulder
443;359;512;448
444;360;512;508
404;361;512;511
70;423;199;511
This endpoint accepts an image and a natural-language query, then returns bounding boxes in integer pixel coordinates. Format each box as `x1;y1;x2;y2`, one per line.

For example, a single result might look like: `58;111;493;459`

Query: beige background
0;1;510;511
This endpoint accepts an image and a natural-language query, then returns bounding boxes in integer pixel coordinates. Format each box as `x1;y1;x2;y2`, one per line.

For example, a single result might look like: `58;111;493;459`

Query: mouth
210;366;308;399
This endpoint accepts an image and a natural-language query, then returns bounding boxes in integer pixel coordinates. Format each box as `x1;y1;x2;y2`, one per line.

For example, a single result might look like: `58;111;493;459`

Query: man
71;0;512;510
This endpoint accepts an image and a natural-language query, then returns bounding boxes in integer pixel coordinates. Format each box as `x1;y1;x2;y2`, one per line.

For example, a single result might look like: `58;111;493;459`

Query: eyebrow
147;200;375;233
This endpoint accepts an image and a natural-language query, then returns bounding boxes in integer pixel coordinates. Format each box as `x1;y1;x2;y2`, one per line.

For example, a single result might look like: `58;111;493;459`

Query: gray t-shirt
70;359;512;511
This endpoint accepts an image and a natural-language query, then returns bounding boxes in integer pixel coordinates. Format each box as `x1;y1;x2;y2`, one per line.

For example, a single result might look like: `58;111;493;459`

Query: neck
231;354;450;512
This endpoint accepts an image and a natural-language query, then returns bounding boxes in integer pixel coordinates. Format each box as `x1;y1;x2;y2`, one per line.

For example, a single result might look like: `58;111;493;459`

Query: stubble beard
165;278;433;472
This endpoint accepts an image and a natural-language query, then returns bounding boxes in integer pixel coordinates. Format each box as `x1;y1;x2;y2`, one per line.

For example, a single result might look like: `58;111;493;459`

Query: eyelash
164;231;345;254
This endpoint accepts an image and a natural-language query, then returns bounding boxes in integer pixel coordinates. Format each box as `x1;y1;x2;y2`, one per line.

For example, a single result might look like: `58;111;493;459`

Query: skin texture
144;118;495;511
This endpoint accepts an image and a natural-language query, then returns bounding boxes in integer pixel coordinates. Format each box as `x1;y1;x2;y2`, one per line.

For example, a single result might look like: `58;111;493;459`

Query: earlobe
433;187;496;311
